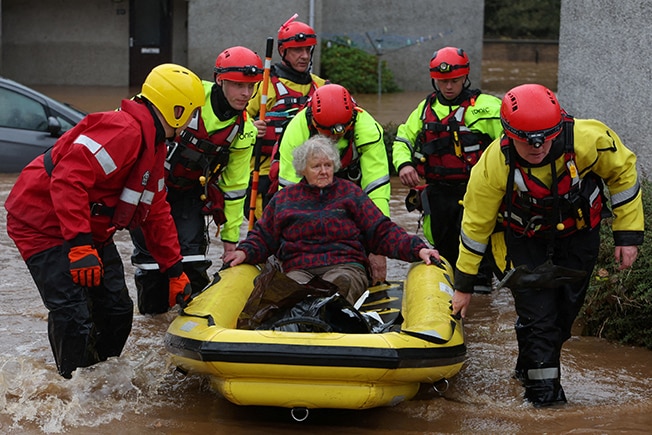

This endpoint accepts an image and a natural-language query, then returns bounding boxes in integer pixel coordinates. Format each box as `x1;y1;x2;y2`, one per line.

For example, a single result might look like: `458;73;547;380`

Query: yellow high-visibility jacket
456;118;644;288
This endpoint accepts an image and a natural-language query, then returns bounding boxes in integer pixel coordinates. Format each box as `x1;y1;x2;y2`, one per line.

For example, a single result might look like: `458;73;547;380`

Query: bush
581;178;652;349
320;38;401;94
484;0;561;40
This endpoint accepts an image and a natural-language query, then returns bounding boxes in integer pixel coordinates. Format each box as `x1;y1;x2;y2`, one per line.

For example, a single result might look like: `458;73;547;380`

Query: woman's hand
222;249;246;267
419;248;441;264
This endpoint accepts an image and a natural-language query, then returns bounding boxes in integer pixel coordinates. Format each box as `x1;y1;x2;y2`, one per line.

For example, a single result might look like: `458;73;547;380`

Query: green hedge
320;38;401;94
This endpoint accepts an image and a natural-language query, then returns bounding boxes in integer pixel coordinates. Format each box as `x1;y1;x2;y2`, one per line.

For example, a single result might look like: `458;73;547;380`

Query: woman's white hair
292;135;341;177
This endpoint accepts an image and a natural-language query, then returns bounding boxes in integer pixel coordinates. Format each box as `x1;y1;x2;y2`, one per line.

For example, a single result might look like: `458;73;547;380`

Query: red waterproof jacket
5;99;182;272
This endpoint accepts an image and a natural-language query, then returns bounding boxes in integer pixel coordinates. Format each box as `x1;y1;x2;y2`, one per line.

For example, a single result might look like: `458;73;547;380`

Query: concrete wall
187;0;321;83
1;0;129;86
0;0;484;94
557;0;651;177
187;0;486;91
188;0;485;91
318;0;484;92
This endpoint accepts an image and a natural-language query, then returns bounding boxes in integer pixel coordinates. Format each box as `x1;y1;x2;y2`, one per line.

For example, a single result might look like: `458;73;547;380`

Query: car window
0;87;49;131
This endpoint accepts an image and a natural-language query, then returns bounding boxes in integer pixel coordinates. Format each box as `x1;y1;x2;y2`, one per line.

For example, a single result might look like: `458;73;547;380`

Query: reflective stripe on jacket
5;99;182;271
178;80;256;243
392;90;502;180
456;118;644;278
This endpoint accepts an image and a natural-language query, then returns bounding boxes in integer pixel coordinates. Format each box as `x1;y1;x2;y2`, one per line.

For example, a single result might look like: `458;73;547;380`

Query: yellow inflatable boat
165;259;466;413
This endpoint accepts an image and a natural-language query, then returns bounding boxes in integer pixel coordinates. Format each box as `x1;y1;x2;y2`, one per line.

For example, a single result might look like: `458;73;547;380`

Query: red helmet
309;84;355;135
278;17;317;54
214;46;263;83
429;47;470;80
501;84;563;147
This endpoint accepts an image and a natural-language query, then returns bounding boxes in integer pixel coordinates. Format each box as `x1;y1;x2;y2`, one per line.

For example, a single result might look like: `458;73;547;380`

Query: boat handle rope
178;310;216;327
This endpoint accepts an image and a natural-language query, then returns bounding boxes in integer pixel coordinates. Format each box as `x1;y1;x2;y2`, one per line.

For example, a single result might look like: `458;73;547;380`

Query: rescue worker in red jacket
392;47;503;292
130;47;263;315
5;64;204;379
246;15;328;219
452;84;644;407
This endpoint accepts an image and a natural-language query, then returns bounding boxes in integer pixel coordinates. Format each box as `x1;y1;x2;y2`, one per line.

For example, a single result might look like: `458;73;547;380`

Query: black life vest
414;91;493;182
165;109;244;190
500;114;604;238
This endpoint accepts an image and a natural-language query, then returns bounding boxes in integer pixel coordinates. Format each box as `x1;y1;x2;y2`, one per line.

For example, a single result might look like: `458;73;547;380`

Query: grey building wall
1;0;129;86
319;0;484;92
557;0;651;177
187;0;485;91
0;0;484;94
188;0;321;82
188;0;485;90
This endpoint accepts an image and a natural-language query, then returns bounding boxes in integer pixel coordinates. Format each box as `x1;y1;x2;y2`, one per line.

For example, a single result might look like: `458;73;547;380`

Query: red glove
169;272;192;308
68;245;103;287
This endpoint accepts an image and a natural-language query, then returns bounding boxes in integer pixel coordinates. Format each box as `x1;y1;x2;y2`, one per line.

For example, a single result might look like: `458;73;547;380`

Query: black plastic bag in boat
497;259;588;290
362;310;403;334
237;258;336;330
259;293;372;333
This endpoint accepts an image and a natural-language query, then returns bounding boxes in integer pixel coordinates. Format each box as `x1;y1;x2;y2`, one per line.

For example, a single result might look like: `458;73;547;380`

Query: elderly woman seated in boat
224;135;440;305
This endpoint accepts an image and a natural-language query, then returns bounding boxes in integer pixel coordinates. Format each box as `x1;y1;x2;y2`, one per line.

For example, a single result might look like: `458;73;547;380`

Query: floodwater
1;61;651;434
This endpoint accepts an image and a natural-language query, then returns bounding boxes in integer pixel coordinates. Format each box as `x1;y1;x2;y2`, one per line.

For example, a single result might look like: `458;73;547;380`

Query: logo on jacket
239;130;255;140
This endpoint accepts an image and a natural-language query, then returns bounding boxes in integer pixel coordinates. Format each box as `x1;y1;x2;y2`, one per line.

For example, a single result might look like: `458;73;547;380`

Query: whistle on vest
453;131;462;158
199;175;208;201
199;164;221;201
414;151;426;163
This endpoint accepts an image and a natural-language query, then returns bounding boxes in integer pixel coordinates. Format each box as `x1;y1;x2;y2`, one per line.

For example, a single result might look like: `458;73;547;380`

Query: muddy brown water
2;62;651;434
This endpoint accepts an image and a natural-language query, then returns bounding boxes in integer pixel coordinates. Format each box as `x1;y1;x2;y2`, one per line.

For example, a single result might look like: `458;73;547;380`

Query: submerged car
0;77;86;173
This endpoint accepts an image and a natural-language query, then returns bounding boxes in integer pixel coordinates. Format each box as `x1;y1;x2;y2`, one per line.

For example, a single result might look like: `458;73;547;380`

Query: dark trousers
507;225;600;405
26;242;133;378
130;185;211;314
